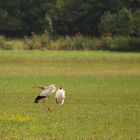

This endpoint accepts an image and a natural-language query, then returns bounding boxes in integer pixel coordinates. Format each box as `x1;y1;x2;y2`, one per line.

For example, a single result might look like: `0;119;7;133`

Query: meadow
0;50;140;140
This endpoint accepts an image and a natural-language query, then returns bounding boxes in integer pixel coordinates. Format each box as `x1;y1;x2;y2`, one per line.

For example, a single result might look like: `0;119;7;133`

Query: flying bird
34;84;56;103
55;86;65;106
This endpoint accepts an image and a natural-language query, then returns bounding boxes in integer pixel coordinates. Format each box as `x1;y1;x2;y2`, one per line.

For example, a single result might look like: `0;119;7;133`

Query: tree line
0;0;140;36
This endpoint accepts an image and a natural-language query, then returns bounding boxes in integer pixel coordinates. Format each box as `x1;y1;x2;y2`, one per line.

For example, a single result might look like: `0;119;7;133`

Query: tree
53;0;130;35
0;0;139;36
0;0;23;35
98;11;116;34
0;0;53;36
133;9;140;36
115;8;134;35
99;8;134;36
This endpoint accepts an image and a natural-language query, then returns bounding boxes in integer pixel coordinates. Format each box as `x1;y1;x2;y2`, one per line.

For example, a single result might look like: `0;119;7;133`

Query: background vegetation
0;0;140;51
0;0;140;36
0;34;140;51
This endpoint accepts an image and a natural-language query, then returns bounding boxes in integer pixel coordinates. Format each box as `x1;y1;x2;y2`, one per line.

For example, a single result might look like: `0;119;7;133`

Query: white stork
55;86;65;106
34;84;56;103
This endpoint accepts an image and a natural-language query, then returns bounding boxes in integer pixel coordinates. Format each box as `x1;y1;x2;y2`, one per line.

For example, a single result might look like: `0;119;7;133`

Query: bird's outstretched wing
34;85;56;103
34;89;51;103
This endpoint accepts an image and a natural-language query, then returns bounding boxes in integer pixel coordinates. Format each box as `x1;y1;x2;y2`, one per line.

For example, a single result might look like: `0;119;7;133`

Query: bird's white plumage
40;85;56;97
55;88;65;105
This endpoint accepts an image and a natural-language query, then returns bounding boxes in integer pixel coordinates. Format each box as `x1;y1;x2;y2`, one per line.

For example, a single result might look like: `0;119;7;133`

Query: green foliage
0;36;13;50
45;16;53;34
98;11;116;34
133;9;140;36
129;37;140;51
0;1;22;35
0;6;23;35
106;36;130;51
48;35;140;51
99;8;135;36
115;8;134;35
23;33;50;50
1;34;140;51
93;36;140;51
0;0;53;36
48;34;97;50
53;0;128;35
0;0;139;36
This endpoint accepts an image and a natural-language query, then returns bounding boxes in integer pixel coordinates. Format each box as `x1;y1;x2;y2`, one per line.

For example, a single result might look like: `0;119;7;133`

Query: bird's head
50;84;56;93
59;85;62;89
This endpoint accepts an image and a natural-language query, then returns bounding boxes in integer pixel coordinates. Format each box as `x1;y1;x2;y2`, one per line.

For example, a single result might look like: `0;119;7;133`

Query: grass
0;50;140;140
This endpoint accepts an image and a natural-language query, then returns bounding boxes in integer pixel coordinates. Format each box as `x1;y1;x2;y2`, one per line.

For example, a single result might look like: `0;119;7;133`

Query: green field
0;50;140;140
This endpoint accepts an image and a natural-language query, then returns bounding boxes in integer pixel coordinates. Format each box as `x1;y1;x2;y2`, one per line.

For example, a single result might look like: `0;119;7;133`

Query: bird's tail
34;96;46;103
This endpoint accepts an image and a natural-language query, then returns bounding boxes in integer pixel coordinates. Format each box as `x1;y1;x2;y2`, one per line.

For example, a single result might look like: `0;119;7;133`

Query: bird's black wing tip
34;100;39;103
34;96;46;103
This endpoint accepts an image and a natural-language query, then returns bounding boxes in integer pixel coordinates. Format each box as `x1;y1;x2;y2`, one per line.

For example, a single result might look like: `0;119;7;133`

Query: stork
55;86;65;106
34;85;56;111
